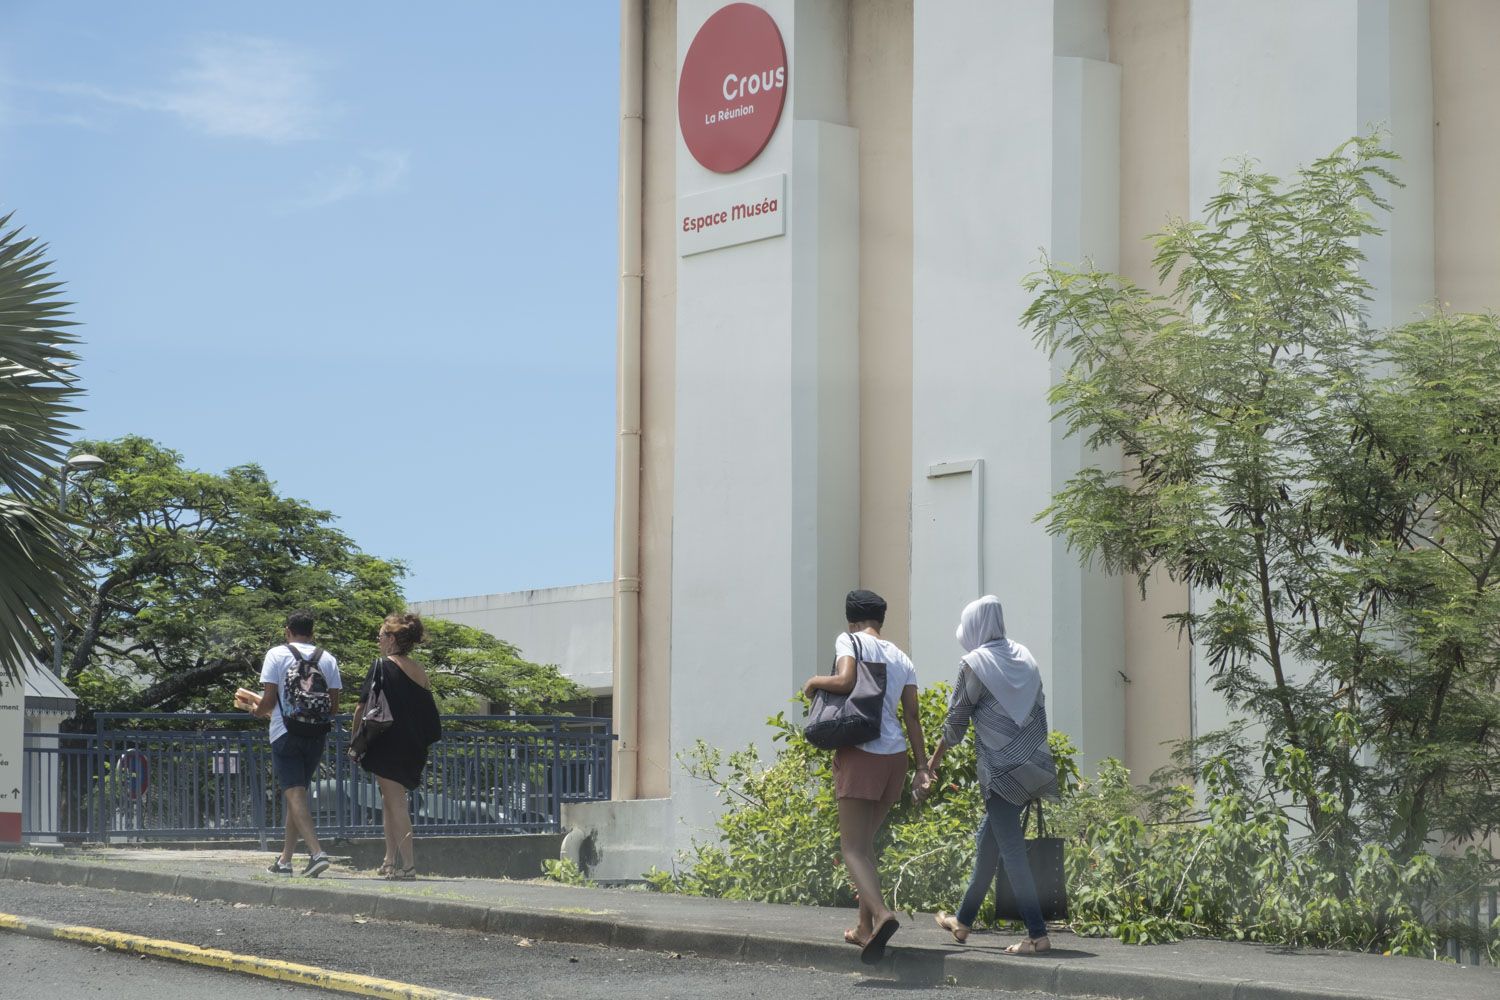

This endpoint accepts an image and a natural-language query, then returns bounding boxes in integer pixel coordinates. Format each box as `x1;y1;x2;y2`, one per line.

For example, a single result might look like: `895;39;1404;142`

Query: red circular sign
678;4;788;174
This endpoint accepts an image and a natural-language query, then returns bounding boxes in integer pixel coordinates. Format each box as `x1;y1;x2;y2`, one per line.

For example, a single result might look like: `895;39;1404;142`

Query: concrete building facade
592;0;1500;873
412;584;614;713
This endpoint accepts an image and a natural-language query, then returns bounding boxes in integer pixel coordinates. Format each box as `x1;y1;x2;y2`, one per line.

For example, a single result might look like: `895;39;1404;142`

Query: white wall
911;0;1057;691
911;0;1123;768
412;583;614;694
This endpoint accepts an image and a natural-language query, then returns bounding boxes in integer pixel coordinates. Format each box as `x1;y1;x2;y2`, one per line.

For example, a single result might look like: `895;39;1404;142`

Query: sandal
376;862;395;878
843;928;869;947
860;916;900;965
1003;935;1051;955
385;865;417;881
934;911;970;944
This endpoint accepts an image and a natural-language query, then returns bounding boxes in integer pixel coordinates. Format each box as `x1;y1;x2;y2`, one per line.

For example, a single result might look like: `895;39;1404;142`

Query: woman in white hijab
916;595;1058;953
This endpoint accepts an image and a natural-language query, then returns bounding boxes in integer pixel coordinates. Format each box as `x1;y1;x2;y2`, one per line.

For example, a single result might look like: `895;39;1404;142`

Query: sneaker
302;853;331;878
266;858;293;876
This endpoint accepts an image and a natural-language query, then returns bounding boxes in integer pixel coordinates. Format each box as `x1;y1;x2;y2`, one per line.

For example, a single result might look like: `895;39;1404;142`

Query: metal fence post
92;714;105;845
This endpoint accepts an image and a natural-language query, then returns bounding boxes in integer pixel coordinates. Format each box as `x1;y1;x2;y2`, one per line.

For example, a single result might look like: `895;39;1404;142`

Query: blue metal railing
21;714;613;844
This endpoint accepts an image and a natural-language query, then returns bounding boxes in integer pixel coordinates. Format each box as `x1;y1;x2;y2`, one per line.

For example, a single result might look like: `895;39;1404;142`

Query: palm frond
0;212;83;683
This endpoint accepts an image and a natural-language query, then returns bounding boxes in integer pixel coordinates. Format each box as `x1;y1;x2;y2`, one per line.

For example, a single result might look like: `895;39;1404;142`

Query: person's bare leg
845;886;873;946
839;796;875;944
279;807;296;865
838;798;894;931
372;777;397;870
283;786;322;857
851;800;896;940
379;798;397;871
378;777;415;869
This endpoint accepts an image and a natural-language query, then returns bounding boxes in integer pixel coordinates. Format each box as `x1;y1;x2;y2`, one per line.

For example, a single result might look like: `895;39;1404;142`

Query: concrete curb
0;908;487;1000
0;853;1437;1000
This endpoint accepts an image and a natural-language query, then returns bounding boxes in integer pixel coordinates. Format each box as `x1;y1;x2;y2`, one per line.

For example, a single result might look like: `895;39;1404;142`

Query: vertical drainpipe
613;0;644;801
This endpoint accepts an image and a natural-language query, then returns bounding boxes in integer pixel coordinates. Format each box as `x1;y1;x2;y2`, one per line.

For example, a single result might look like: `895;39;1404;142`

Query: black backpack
281;644;333;737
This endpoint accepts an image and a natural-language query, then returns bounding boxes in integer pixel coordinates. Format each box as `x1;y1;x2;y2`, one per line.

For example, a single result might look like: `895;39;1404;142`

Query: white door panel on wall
910;461;982;679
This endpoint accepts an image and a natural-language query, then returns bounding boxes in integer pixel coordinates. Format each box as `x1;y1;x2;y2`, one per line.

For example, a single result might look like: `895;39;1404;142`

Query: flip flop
860;916;900;965
843;928;869;947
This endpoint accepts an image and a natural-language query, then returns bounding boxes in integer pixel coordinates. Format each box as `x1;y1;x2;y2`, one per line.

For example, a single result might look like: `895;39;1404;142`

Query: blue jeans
956;795;1047;939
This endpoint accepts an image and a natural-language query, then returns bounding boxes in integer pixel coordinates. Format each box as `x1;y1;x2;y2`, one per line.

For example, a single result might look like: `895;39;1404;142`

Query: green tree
1021;134;1500;866
0;213;84;683
52;435;582;719
53;435;405;716
1355;313;1500;856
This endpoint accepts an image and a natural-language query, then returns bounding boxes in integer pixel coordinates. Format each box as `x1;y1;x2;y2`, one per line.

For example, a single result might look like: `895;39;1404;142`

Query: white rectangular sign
0;668;22;844
678;173;785;257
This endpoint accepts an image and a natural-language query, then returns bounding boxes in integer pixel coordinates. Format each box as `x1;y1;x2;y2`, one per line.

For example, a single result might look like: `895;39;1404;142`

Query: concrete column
1108;0;1193;783
1357;0;1435;329
1050;17;1124;766
670;0;858;849
636;0;680;801
1431;0;1500;314
849;0;915;654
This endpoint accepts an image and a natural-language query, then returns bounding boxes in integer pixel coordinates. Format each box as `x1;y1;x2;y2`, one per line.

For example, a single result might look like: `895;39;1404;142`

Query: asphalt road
0;881;1073;1000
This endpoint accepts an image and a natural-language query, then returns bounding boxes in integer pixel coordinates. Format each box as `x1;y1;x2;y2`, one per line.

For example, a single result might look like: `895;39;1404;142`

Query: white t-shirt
259;642;342;744
833;631;918;756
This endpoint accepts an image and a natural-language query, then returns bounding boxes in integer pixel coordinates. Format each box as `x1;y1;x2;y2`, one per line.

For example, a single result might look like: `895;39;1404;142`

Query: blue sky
0;3;621;600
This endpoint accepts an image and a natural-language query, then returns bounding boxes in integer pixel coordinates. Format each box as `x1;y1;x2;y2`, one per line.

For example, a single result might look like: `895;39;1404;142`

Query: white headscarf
956;595;1042;725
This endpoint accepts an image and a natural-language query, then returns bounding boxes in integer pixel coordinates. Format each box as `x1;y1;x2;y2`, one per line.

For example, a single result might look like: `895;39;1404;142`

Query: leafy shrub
1062;754;1452;954
647;685;1498;961
660;685;986;914
540;857;595;887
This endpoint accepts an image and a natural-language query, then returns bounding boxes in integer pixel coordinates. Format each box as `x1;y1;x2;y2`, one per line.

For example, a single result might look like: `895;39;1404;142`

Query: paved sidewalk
2;848;1495;1000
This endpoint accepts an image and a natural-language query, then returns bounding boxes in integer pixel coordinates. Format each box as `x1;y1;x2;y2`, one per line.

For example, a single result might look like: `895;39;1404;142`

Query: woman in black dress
352;612;441;879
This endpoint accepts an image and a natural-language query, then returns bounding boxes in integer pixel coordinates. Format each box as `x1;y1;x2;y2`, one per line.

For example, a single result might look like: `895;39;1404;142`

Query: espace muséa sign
678;3;788;173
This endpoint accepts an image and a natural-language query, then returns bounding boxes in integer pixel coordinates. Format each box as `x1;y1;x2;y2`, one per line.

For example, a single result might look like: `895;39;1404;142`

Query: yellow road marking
0;911;488;1000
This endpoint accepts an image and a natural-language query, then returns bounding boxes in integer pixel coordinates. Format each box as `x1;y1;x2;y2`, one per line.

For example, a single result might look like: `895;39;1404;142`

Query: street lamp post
51;453;105;678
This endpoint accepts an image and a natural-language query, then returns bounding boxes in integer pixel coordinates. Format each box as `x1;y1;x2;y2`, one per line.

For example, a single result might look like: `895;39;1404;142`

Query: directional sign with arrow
0;672;22;844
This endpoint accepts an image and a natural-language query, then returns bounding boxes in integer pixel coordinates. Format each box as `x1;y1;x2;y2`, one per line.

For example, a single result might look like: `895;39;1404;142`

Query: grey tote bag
804;633;888;750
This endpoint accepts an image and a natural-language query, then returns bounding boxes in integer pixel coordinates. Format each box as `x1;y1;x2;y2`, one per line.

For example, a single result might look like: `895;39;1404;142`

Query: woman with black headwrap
802;589;930;964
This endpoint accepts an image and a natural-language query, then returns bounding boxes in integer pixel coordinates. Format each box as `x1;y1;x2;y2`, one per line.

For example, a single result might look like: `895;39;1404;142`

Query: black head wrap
845;589;887;625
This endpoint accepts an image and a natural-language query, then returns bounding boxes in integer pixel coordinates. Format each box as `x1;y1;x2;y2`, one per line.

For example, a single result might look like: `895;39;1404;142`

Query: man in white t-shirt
249;610;342;877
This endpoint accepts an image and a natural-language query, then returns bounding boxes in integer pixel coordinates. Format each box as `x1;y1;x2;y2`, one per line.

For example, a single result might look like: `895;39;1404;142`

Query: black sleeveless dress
358;658;442;790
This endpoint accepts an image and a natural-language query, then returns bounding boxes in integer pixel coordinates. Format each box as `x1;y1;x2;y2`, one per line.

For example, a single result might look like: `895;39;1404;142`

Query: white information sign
0;668;22;844
678;173;786;257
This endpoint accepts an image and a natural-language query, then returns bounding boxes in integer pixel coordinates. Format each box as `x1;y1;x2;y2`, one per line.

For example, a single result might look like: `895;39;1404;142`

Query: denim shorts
271;732;326;790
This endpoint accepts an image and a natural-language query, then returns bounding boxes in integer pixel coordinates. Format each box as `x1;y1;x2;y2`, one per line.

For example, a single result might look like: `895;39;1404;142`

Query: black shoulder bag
994;799;1069;921
803;634;888;750
349;658;395;761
